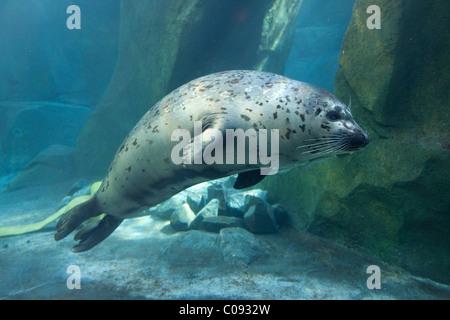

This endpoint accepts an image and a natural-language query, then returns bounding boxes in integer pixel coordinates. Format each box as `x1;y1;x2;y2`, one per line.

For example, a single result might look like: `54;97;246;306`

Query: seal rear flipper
54;197;100;241
72;215;123;253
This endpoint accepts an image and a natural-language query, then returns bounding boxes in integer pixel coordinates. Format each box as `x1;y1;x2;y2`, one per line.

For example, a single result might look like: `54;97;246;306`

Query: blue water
0;0;449;301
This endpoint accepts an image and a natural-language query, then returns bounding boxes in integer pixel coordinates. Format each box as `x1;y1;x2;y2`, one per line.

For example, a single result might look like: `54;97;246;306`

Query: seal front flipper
72;215;123;253
233;170;265;189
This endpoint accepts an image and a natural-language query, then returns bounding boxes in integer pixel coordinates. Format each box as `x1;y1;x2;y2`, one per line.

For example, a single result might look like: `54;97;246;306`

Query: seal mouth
297;131;370;155
342;131;370;151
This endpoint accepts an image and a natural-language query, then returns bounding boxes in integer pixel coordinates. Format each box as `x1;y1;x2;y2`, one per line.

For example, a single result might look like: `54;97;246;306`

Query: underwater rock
66;179;91;197
225;195;246;218
0;102;90;175
170;203;196;231
272;203;290;226
201;216;244;233
190;199;219;230
254;0;303;72
186;193;206;214
7;144;76;191
148;193;186;220
243;198;278;234
0;0;119;106
219;228;268;267
160;230;223;267
264;0;450;285
207;183;228;216
225;189;269;218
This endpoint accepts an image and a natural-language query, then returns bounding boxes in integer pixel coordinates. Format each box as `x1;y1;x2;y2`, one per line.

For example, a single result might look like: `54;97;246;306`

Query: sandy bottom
0;179;449;300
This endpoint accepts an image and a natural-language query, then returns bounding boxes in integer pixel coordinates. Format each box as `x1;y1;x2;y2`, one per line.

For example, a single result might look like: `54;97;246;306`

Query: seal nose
345;130;370;151
361;131;370;146
355;131;370;148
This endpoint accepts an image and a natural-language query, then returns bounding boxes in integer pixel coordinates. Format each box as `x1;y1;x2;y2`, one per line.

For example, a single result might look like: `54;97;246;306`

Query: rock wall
75;0;303;178
264;0;450;284
0;0;120;105
0;0;120;175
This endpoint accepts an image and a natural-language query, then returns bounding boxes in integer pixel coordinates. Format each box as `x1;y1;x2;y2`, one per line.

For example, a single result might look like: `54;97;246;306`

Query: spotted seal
55;70;369;252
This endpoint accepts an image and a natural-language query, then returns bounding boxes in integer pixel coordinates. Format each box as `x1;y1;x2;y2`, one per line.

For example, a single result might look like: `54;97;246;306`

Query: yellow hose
0;181;102;237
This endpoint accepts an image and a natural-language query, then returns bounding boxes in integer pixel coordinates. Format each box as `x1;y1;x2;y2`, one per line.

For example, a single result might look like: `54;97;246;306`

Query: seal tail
54;197;123;252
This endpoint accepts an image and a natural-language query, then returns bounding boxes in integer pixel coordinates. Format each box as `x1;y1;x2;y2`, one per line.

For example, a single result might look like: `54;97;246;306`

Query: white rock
190;199;219;230
170;203;196;231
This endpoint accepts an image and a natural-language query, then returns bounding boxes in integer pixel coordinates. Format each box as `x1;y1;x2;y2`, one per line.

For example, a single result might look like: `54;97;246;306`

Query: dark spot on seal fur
126;166;131;172
286;117;290;124
315;108;322;116
164;157;170;164
273;112;278;120
321;124;331;131
286;128;292;139
300;114;305;122
299;124;306;132
132;139;138;146
241;114;250;121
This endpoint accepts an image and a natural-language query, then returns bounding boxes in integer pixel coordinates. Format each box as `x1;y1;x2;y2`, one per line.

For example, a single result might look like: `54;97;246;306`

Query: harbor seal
55;70;369;252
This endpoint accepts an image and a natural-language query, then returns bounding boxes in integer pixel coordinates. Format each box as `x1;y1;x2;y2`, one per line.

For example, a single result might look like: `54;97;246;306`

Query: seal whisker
297;141;338;149
300;142;341;154
305;136;342;141
298;141;335;151
314;144;341;154
308;139;350;155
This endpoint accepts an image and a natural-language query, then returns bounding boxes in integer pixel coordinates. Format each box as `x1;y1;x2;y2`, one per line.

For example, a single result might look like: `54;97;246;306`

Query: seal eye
326;111;341;121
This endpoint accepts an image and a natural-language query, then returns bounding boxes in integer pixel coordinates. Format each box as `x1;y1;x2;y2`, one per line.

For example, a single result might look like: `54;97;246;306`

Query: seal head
294;86;369;159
